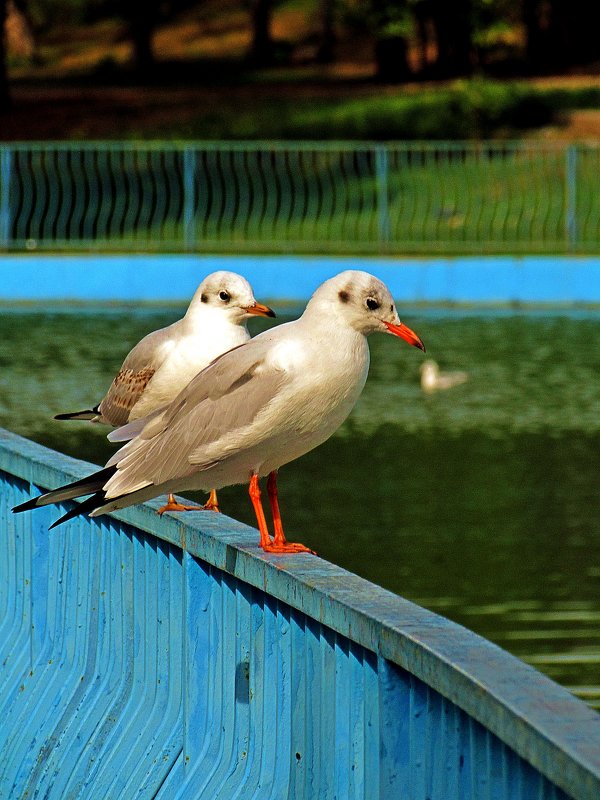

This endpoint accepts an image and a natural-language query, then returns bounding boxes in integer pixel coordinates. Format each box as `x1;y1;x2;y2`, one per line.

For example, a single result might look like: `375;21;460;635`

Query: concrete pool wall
0;254;599;304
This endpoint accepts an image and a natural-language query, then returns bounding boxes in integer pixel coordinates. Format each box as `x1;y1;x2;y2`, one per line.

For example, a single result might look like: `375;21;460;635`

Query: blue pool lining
1;254;599;304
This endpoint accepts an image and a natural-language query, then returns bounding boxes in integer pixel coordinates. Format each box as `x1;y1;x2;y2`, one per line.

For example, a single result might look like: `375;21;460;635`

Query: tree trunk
0;0;11;111
370;0;412;82
316;0;336;64
429;0;473;78
413;6;430;75
523;0;546;69
127;0;157;74
560;0;600;66
374;36;411;83
522;0;600;72
248;0;275;67
523;0;567;72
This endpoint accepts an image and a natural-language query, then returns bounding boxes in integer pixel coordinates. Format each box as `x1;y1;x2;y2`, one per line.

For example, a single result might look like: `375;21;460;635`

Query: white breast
254;329;370;475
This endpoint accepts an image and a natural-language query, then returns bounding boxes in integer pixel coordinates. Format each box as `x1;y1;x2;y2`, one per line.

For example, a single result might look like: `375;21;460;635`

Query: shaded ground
0;76;389;140
3;75;600;142
530;109;600;141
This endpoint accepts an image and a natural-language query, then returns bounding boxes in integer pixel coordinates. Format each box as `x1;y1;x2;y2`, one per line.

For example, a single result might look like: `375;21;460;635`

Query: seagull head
420;359;439;376
306;271;425;351
189;271;275;322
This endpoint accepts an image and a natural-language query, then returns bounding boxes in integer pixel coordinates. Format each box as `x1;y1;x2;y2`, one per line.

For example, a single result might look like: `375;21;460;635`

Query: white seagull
15;271;425;554
420;359;468;393
54;270;275;513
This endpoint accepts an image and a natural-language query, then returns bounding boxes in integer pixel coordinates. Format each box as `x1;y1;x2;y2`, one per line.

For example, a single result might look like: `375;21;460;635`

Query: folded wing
103;337;286;498
98;325;175;426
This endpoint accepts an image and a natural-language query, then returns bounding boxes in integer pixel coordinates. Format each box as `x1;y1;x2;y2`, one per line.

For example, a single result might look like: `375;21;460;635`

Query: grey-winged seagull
15;271;425;554
54;271;275;513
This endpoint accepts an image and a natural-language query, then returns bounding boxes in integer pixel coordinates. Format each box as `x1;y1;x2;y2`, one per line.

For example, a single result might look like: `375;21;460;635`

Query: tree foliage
350;0;600;81
2;0;600;105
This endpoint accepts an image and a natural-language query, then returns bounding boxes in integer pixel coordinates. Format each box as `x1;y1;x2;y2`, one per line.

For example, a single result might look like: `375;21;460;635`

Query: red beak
245;302;276;318
384;320;426;352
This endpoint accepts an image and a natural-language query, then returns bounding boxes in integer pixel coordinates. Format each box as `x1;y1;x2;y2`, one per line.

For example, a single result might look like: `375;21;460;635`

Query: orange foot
261;541;316;555
157;499;205;515
158;491;222;515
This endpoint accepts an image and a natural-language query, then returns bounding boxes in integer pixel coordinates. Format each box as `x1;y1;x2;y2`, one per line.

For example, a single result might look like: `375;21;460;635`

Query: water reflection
0;304;598;707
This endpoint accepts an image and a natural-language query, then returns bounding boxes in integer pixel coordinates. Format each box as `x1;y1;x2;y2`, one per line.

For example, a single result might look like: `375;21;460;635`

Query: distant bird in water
54;271;275;514
420;359;468;393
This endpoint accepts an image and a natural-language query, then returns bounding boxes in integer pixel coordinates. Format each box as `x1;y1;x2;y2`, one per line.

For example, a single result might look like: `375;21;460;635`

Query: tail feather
12;466;117;513
54;405;100;422
49;492;107;529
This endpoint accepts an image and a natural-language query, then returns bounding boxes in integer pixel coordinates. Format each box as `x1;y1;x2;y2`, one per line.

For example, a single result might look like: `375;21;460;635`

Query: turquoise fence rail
1;141;599;255
1;427;599;799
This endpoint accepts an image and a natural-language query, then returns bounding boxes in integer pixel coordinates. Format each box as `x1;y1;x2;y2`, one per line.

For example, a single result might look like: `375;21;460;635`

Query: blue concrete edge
1;254;600;304
0;427;598;800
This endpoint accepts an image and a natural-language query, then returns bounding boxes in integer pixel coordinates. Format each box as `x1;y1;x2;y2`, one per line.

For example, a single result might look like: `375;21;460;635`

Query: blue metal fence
1;428;599;799
1;141;599;255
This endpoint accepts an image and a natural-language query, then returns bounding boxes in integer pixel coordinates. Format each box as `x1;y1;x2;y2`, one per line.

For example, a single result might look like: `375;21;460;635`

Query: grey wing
98;325;176;427
103;338;285;497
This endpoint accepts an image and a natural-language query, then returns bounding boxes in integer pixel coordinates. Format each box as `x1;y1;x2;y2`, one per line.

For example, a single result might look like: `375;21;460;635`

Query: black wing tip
49;511;71;530
12;465;117;518
13;497;41;513
49;492;107;529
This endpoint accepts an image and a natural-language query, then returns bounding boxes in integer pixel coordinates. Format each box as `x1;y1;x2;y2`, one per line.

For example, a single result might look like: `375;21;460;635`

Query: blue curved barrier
1;428;598;799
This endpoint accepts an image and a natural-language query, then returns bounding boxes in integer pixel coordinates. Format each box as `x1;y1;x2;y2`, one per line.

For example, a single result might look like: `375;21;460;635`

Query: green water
1;305;599;707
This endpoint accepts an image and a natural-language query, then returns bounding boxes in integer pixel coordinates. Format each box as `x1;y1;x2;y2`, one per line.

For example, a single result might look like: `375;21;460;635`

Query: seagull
14;271;425;554
420;359;468;393
53;271;275;513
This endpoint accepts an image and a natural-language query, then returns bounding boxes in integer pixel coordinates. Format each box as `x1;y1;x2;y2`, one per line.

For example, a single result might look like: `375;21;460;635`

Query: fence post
0;146;11;250
565;145;577;252
183;147;196;251
375;145;391;245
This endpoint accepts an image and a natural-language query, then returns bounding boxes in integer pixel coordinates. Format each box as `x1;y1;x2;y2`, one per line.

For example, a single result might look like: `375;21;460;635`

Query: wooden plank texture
0;428;598;799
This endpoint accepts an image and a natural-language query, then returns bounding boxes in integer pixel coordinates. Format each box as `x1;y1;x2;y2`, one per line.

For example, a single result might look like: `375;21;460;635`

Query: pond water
1;304;598;709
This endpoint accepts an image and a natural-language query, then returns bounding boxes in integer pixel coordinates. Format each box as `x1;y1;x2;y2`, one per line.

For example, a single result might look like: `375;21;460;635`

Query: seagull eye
219;291;231;302
366;298;380;311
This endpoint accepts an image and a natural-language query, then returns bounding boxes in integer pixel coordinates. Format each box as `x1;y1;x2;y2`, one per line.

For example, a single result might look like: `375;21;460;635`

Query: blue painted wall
0;254;599;304
3;428;598;800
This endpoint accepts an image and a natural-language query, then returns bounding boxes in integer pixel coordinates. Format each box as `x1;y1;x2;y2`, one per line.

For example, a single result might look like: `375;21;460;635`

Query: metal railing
0;141;599;255
1;428;599;799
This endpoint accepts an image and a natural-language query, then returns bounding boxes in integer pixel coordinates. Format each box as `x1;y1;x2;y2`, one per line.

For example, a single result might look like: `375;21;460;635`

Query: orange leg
265;471;315;554
202;489;220;512
248;474;273;550
158;492;211;515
